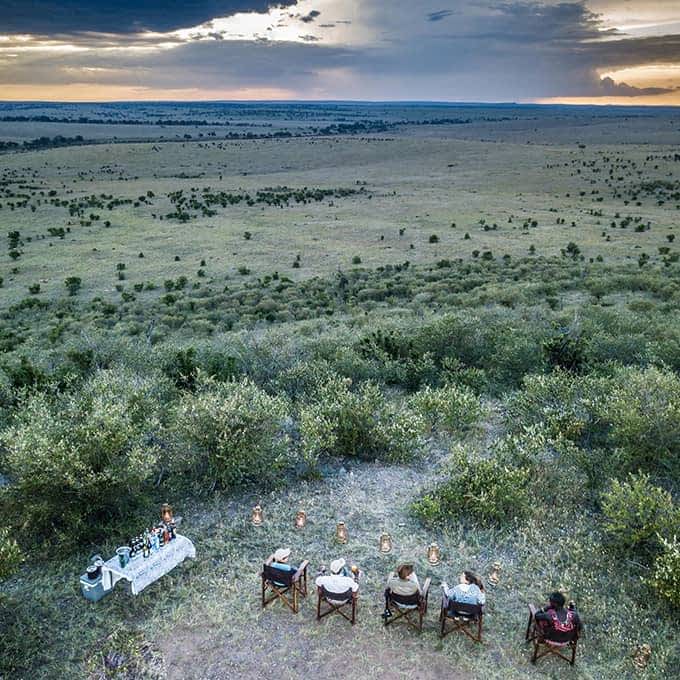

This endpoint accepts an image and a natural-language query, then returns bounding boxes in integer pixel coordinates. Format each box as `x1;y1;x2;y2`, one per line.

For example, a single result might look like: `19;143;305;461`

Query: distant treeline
0;135;85;152
0;116;520;154
0;115;266;127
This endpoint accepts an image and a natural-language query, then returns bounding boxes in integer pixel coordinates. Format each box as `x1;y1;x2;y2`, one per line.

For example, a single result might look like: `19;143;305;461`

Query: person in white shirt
441;570;486;608
315;558;359;602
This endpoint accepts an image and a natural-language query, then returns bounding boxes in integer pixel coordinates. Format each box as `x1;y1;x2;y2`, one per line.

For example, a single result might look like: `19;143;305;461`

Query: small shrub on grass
174;374;290;490
650;536;680;608
0;527;21;581
600;473;678;558
412;447;532;527
409;383;482;433
299;374;423;471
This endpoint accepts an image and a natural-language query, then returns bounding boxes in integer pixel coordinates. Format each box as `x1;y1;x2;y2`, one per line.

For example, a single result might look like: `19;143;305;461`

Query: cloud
300;10;321;23
427;10;455;22
598;75;672;96
0;1;296;35
0;1;678;102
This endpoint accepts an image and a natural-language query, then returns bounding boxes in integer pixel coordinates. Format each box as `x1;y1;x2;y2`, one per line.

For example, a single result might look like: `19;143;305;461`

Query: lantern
427;542;441;566
295;509;307;529
336;521;348;544
251;504;264;526
488;561;502;586
632;644;652;670
379;532;392;553
160;503;173;524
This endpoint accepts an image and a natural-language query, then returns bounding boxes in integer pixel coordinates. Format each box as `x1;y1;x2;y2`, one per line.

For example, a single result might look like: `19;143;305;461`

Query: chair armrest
264;554;274;567
293;560;309;582
528;603;538;619
421;577;431;598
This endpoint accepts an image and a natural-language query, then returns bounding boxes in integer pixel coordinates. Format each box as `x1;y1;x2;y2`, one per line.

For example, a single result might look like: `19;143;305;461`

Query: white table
100;534;196;595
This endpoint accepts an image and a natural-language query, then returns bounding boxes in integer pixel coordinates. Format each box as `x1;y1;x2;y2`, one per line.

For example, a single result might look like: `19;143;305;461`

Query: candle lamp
427;542;441;566
379;532;392;554
632;643;652;670
488;561;502;586
251;504;264;526
160;503;173;524
335;521;348;544
295;509;307;529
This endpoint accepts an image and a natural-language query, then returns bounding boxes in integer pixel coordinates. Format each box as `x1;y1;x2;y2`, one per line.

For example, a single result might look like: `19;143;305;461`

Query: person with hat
271;547;297;574
382;563;421;619
315;558;359;598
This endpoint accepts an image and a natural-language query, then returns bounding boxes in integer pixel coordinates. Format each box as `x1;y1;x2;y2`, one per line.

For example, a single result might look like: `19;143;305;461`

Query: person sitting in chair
271;547;297;574
441;570;486;609
534;591;582;635
315;558;359;601
383;563;421;619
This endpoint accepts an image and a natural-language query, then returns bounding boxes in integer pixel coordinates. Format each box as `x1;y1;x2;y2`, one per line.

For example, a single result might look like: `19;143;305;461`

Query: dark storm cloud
427;10;455;22
1;1;678;100
0;1;296;35
300;10;321;23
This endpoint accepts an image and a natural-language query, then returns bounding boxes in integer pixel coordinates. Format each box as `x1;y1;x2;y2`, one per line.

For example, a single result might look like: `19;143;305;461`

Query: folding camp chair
316;585;358;625
526;604;579;666
261;555;309;614
440;600;483;642
384;577;431;632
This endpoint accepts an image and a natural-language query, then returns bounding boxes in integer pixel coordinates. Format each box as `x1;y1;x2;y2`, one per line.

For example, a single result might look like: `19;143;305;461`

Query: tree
64;276;82;296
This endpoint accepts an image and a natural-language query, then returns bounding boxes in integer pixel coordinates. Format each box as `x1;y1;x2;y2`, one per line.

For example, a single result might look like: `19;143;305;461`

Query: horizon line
1;98;680;109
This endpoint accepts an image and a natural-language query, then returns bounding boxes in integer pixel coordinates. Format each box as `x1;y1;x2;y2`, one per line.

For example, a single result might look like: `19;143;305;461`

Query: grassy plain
0;103;679;679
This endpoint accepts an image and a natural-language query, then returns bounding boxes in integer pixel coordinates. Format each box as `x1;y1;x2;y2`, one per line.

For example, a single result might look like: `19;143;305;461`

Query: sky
0;1;679;104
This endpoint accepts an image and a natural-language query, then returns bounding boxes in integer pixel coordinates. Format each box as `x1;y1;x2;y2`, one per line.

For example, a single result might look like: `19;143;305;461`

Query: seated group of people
270;548;582;636
383;564;485;618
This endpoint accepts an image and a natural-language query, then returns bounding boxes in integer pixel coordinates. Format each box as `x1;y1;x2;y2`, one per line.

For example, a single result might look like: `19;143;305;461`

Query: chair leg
525;613;533;641
532;641;539;664
261;578;265;608
351;598;356;625
440;613;446;638
571;640;577;666
316;593;321;620
478;616;483;642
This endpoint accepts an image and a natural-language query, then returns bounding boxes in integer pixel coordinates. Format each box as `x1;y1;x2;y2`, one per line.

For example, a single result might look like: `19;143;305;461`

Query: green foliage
0;370;167;546
600;473;679;557
0;527;22;581
174;374;290;490
650;536;680;608
543;328;584;372
409;383;482;433
64;276;81;296
413;447;532;527
599;367;680;477
299;373;423;471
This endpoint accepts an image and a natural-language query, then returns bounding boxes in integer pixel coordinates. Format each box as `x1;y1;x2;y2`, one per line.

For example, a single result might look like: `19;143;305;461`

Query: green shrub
650;536;680;608
64;276;81;296
505;371;606;444
409;383;482;433
601;473;678;557
174;375;290;489
0;370;166;546
413;447;532;527
0;527;21;581
599;367;680;477
299;374;423;471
